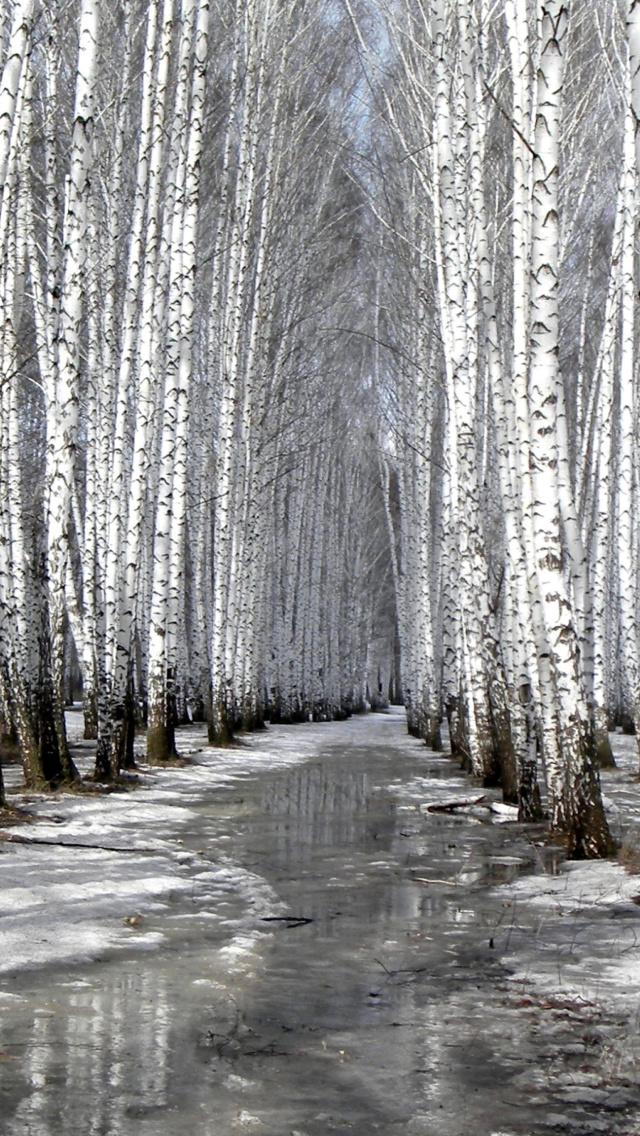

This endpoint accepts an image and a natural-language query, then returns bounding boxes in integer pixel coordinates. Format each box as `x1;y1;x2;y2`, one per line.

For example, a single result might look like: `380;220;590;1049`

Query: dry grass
617;835;640;875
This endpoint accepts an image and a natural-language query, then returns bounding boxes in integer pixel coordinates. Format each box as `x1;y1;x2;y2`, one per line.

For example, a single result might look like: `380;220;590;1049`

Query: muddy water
0;713;638;1135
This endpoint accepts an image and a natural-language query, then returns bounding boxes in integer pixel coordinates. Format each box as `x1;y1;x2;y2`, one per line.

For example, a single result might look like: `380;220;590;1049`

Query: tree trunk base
147;722;178;764
595;729;616;768
207;709;235;747
423;716;442;751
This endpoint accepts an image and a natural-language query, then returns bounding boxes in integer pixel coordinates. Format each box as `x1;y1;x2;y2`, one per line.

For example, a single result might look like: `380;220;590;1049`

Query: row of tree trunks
376;0;623;856
0;0;398;799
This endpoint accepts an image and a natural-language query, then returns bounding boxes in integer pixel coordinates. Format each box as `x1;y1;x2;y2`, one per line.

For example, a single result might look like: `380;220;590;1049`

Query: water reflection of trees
259;762;375;863
6;972;173;1136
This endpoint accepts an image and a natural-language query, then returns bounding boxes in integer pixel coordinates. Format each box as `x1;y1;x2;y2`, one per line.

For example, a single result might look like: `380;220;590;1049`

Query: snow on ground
493;731;640;1010
0;709;322;977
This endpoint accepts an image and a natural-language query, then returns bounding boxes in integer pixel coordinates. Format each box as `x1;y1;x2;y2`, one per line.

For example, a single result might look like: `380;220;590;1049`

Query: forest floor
1;710;640;1134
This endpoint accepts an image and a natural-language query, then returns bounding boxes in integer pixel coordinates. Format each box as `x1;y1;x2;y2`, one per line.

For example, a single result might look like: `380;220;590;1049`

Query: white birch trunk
147;0;209;761
527;0;612;857
45;0;99;780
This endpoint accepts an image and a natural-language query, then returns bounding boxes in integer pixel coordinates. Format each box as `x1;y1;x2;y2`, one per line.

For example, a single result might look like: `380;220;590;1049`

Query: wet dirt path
1;711;640;1135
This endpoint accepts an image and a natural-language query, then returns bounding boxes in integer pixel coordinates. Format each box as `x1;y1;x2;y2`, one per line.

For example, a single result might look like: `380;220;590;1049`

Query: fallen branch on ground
260;916;314;928
0;831;164;854
423;795;488;813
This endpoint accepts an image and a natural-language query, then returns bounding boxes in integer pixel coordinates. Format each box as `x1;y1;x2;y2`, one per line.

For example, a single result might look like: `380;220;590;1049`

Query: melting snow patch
232;1111;262;1129
218;930;271;977
0;714;332;977
224;1074;257;1091
490;802;519;821
500;860;640;912
495;853;640;1006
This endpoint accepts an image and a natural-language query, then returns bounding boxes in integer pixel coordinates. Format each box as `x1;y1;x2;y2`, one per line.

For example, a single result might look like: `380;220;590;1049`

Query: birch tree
522;1;611;854
45;0;100;780
146;0;210;763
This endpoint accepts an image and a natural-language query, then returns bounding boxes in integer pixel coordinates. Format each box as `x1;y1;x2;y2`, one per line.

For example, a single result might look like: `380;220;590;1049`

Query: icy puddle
2;712;640;1135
